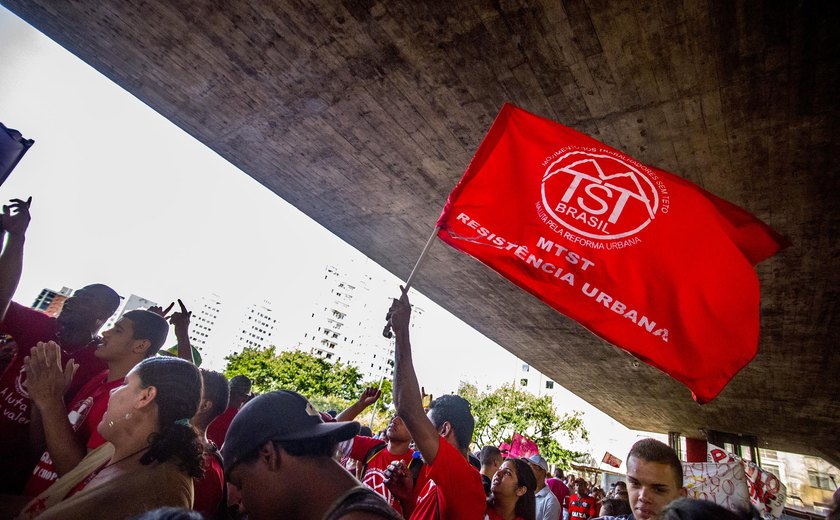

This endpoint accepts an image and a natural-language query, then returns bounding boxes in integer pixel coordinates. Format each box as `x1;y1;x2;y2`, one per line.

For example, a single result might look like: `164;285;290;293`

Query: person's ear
678;486;687;497
199;399;214;414
132;339;151;355
439;421;452;439
136;385;157;409
516;485;527;498
260;441;281;472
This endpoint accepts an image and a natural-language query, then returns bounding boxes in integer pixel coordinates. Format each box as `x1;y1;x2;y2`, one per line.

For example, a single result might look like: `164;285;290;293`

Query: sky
0;6;527;395
0;6;659;464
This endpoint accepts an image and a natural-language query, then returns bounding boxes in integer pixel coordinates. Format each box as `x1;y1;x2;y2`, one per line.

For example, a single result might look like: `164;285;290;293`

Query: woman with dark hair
17;356;203;519
486;458;537;520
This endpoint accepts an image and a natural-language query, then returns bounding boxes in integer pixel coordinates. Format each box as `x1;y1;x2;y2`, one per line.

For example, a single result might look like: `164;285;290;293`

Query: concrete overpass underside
3;1;838;465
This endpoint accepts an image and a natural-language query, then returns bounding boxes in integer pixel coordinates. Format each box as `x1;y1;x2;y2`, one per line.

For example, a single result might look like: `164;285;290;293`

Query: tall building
189;293;223;352
297;265;417;383
102;294;158;331
300;265;369;363
31;286;74;317
236;299;276;350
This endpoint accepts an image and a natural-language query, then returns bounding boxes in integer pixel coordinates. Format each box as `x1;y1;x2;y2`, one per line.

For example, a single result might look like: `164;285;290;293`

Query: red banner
437;104;786;403
505;432;540;459
602;452;622;468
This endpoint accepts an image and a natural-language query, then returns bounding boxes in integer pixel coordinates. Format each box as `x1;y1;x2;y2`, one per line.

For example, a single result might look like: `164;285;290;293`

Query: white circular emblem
541;149;660;240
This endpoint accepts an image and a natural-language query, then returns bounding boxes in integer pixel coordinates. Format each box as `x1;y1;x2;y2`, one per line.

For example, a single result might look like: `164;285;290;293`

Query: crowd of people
0;195;837;519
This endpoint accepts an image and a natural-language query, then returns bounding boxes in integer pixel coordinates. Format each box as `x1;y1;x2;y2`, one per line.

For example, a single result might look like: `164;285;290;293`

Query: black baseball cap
222;390;359;475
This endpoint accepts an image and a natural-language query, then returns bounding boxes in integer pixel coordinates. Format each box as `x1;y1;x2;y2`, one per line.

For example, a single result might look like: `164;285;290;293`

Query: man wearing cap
206;374;251;447
222;389;402;520
525;454;562;520
385;290;486;519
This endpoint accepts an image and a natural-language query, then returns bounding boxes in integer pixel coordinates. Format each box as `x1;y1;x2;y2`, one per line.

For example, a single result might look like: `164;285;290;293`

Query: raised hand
168;299;192;334
387;286;411;334
24;341;78;406
383;459;415;507
357;386;382;408
1;197;32;236
148;302;175;318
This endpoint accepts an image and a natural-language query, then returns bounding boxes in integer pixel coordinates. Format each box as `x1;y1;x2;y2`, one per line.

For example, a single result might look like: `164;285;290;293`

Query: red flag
507;432;539;459
498;441;512;458
602;452;622;468
436;104;786;403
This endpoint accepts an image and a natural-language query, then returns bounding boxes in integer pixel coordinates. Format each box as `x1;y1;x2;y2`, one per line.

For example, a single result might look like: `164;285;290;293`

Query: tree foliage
458;382;588;468
224;347;364;400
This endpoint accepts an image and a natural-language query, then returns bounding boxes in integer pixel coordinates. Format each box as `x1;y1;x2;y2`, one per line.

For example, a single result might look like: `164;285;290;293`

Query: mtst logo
541;149;660;240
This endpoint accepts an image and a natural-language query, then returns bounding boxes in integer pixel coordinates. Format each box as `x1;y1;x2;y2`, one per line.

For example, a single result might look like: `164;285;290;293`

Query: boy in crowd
594;439;686;520
335;385;421;514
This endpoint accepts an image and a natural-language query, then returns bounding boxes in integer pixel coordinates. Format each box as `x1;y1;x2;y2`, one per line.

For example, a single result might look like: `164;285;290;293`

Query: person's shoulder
1;301;54;333
544;487;561;502
327;486;402;520
335;513;399;520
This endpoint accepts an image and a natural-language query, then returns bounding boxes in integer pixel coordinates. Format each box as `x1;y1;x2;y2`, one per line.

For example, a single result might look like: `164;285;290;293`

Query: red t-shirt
23;370;118;496
410;436;486;520
0;303;106;493
568;493;598;519
349;435;415;514
485;505;524;520
194;447;225;517
206;406;238;448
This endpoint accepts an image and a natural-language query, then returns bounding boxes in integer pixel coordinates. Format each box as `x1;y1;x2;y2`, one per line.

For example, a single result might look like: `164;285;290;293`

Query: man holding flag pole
383;287;486;519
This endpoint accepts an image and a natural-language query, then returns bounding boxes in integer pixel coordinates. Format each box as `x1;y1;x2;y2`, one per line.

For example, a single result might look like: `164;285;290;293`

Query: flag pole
382;226;440;338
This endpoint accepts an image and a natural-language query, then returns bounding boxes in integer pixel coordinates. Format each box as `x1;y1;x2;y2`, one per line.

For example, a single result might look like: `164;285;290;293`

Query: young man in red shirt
344;414;418;514
568;478;598;519
0;198;120;493
385;289;486;519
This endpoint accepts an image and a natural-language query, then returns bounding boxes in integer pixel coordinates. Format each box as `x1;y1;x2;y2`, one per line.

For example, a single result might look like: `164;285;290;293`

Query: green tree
458;382;588;468
224;347;364;400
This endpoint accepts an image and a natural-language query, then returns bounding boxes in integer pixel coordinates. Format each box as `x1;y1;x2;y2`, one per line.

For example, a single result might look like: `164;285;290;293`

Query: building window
762;464;780;479
545;381;554;389
520;378;528;387
521;364;530;372
808;471;836;490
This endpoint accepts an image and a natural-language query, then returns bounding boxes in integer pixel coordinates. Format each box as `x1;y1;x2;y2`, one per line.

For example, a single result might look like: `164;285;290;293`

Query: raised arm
170;299;194;364
389;289;440;465
335;386;382;423
0;197;31;322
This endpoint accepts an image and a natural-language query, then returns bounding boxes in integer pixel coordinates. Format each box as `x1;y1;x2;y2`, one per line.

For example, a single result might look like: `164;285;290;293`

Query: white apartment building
189;293;223;351
298;265;421;383
236;299;276;350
